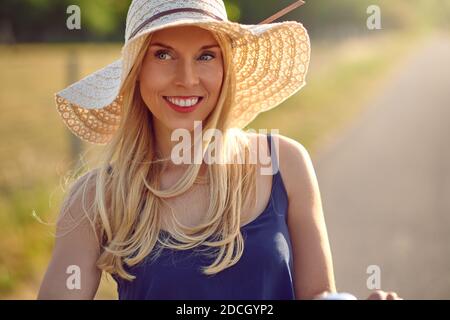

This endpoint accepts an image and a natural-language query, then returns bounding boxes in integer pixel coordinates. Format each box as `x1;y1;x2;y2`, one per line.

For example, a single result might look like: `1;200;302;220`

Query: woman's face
139;26;224;133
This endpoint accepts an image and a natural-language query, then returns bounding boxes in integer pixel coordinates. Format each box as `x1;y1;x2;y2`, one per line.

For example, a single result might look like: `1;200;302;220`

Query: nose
174;59;200;88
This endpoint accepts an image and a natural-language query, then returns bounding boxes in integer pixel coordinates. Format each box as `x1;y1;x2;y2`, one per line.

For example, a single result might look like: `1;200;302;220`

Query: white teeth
166;97;200;107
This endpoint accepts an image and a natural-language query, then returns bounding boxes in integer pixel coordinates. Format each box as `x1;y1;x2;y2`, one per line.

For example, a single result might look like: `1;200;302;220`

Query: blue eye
153;50;215;61
199;53;215;61
155;50;172;60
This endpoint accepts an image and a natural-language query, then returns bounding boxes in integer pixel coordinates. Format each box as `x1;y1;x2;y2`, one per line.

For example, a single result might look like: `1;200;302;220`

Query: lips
163;96;204;113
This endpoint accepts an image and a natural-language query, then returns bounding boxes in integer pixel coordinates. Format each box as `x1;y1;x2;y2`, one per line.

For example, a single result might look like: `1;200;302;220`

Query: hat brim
55;17;310;145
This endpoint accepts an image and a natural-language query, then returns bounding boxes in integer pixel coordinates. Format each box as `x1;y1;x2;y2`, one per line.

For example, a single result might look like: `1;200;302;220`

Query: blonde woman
38;0;400;300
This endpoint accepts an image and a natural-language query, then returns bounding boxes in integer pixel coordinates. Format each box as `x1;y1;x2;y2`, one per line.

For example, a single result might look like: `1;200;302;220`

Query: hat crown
125;0;228;41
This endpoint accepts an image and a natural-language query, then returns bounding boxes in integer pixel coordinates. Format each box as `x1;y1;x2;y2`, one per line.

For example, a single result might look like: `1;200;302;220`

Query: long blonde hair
60;27;257;281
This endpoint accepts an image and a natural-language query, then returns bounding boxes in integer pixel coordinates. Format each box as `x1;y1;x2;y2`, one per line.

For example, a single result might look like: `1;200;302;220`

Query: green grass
0;30;425;299
0;43;121;298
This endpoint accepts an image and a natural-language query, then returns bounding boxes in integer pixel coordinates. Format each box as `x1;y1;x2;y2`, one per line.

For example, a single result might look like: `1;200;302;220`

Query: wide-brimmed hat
55;0;311;145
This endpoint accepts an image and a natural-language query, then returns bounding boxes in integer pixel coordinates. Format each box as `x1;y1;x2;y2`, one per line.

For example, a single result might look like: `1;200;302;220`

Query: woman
38;0;400;300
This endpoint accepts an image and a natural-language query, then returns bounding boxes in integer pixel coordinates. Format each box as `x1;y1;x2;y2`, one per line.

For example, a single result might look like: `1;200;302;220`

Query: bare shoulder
269;133;316;200
245;133;336;298
57;168;102;241
243;131;311;170
37;168;104;299
60;169;98;216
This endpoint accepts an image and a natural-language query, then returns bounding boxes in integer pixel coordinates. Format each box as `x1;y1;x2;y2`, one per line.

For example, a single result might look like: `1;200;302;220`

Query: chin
165;118;205;133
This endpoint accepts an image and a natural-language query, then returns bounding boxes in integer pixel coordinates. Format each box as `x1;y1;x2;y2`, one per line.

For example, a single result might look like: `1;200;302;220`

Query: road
313;33;450;299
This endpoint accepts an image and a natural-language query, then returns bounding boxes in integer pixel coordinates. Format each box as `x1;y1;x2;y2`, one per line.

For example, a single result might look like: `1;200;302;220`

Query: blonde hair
59;27;257;281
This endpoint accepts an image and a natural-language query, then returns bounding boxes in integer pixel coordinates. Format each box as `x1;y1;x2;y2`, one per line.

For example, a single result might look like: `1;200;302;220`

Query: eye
198;52;215;61
154;50;172;60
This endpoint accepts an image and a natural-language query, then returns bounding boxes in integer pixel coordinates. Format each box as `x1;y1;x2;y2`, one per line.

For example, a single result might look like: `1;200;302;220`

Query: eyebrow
150;42;220;50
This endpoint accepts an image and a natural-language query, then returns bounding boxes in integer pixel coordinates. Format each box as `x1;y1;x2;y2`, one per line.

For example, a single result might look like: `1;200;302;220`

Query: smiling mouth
163;96;204;108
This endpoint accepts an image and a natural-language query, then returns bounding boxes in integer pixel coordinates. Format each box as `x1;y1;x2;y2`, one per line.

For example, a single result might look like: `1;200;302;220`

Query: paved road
313;33;450;299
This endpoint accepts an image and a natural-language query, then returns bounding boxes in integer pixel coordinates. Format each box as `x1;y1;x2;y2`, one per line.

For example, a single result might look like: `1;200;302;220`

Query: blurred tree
0;0;448;43
224;0;241;21
0;0;132;42
76;0;131;39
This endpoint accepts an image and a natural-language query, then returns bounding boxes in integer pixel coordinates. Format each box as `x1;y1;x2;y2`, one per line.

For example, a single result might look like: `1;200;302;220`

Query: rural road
313;33;450;299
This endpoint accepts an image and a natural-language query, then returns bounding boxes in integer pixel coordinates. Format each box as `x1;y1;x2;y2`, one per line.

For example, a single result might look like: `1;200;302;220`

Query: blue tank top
112;135;295;299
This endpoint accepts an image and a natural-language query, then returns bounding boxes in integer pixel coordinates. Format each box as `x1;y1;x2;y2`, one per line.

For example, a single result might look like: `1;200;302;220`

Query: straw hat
54;0;311;145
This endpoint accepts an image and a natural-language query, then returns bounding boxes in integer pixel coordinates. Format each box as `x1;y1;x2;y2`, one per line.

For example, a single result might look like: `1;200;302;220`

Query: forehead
150;25;218;44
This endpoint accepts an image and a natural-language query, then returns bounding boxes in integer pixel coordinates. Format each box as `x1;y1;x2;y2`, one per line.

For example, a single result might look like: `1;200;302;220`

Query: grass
0;29;425;299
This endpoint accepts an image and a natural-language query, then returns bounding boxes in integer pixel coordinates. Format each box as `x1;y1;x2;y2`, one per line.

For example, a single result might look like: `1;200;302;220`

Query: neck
153;119;176;161
152;119;207;176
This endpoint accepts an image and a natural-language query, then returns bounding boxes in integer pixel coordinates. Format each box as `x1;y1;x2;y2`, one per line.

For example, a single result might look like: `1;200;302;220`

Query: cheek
139;63;170;97
138;64;174;117
201;65;224;99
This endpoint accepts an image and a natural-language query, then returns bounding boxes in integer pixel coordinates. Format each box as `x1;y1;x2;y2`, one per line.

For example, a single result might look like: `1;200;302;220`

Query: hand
312;290;403;300
313;291;357;300
367;290;403;300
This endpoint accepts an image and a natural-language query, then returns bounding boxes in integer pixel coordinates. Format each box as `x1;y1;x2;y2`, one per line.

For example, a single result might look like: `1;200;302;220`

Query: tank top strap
266;134;279;176
266;134;289;216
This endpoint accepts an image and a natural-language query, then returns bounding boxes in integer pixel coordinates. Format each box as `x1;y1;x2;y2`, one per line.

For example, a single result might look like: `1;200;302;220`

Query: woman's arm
37;171;102;299
277;134;402;300
276;134;336;299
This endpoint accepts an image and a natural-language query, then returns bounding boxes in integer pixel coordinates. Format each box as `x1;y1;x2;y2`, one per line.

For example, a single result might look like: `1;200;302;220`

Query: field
0;30;423;299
